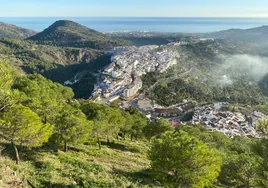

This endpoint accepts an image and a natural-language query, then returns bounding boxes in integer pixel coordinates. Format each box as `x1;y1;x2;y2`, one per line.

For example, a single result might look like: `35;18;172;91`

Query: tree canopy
13;74;74;124
143;118;173;139
149;131;222;188
0;104;53;163
53;104;93;151
0;61;19;111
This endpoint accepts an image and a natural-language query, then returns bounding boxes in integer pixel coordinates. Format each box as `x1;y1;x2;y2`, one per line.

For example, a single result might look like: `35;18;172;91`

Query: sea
1;17;268;33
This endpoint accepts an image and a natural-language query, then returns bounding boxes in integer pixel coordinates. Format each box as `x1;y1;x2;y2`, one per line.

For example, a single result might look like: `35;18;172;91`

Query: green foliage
253;139;268;187
53;104;93;151
149;131;222;188
143;118;173;139
80;101;126;147
0;104;53;163
179;125;268;187
219;153;261;187
178;125;233;152
13;74;74;101
146;77;263;106
0;60;15;91
13;74;74;124
0;104;53;147
0;60;19;111
257;119;268;139
120;111;135;138
126;107;149;140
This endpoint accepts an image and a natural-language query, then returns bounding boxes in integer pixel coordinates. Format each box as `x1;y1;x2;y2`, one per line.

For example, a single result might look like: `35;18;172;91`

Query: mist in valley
214;54;268;86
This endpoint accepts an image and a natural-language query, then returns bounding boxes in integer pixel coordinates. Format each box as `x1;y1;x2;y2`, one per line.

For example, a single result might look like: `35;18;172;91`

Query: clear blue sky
1;0;268;17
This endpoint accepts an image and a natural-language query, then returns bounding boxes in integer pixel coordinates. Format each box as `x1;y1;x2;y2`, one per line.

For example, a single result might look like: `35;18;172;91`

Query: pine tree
0;104;53;164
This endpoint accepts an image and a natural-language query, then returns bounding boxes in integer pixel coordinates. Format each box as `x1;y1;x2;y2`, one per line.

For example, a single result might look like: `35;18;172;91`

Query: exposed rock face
63;49;92;64
77;49;92;63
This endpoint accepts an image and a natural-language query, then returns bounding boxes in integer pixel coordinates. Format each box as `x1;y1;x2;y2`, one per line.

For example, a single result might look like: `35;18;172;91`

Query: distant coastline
1;17;268;33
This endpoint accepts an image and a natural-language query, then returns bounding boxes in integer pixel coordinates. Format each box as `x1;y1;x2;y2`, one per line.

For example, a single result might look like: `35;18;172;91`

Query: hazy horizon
1;0;268;17
1;17;268;33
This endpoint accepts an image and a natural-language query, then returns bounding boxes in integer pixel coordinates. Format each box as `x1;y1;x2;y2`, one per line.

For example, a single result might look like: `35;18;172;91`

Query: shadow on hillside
38;182;75;188
101;141;141;153
0;142;58;164
21;54;111;83
112;168;161;187
21;54;111;98
22;63;91;83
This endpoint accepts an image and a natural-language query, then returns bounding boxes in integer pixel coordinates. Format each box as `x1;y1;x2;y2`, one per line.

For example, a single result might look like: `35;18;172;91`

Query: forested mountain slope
0;22;36;39
27;20;130;50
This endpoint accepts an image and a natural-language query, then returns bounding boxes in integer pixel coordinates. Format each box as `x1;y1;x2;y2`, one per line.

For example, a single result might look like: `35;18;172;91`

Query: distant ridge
206;25;268;42
0;22;36;39
27;20;129;50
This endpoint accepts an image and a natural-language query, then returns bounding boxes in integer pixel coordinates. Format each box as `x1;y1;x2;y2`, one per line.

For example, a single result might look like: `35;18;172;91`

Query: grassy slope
0;140;158;188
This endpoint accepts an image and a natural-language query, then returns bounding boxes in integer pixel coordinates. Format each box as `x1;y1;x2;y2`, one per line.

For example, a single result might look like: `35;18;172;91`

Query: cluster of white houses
192;105;260;138
134;99;265;139
123;72;142;98
92;45;180;101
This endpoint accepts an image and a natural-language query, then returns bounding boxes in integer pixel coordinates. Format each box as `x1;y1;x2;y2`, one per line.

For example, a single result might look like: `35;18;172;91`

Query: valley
2;20;268;138
1;18;268;187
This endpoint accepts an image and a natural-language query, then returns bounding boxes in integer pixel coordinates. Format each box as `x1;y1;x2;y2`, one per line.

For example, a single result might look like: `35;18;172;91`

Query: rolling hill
27;20;129;50
206;25;268;43
0;22;36;39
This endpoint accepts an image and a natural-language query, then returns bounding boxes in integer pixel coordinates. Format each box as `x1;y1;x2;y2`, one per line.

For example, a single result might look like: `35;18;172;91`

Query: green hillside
142;39;268;106
1;55;268;188
0;38;113;98
27;20;130;50
0;22;36;39
0;21;132;99
206;25;268;45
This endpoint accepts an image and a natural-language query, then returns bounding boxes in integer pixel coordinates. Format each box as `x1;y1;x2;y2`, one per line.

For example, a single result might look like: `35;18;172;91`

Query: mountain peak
47;20;96;32
27;20;128;50
52;20;77;26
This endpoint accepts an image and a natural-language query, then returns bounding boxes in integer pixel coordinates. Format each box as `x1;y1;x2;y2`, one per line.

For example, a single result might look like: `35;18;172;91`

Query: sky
1;0;268;17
